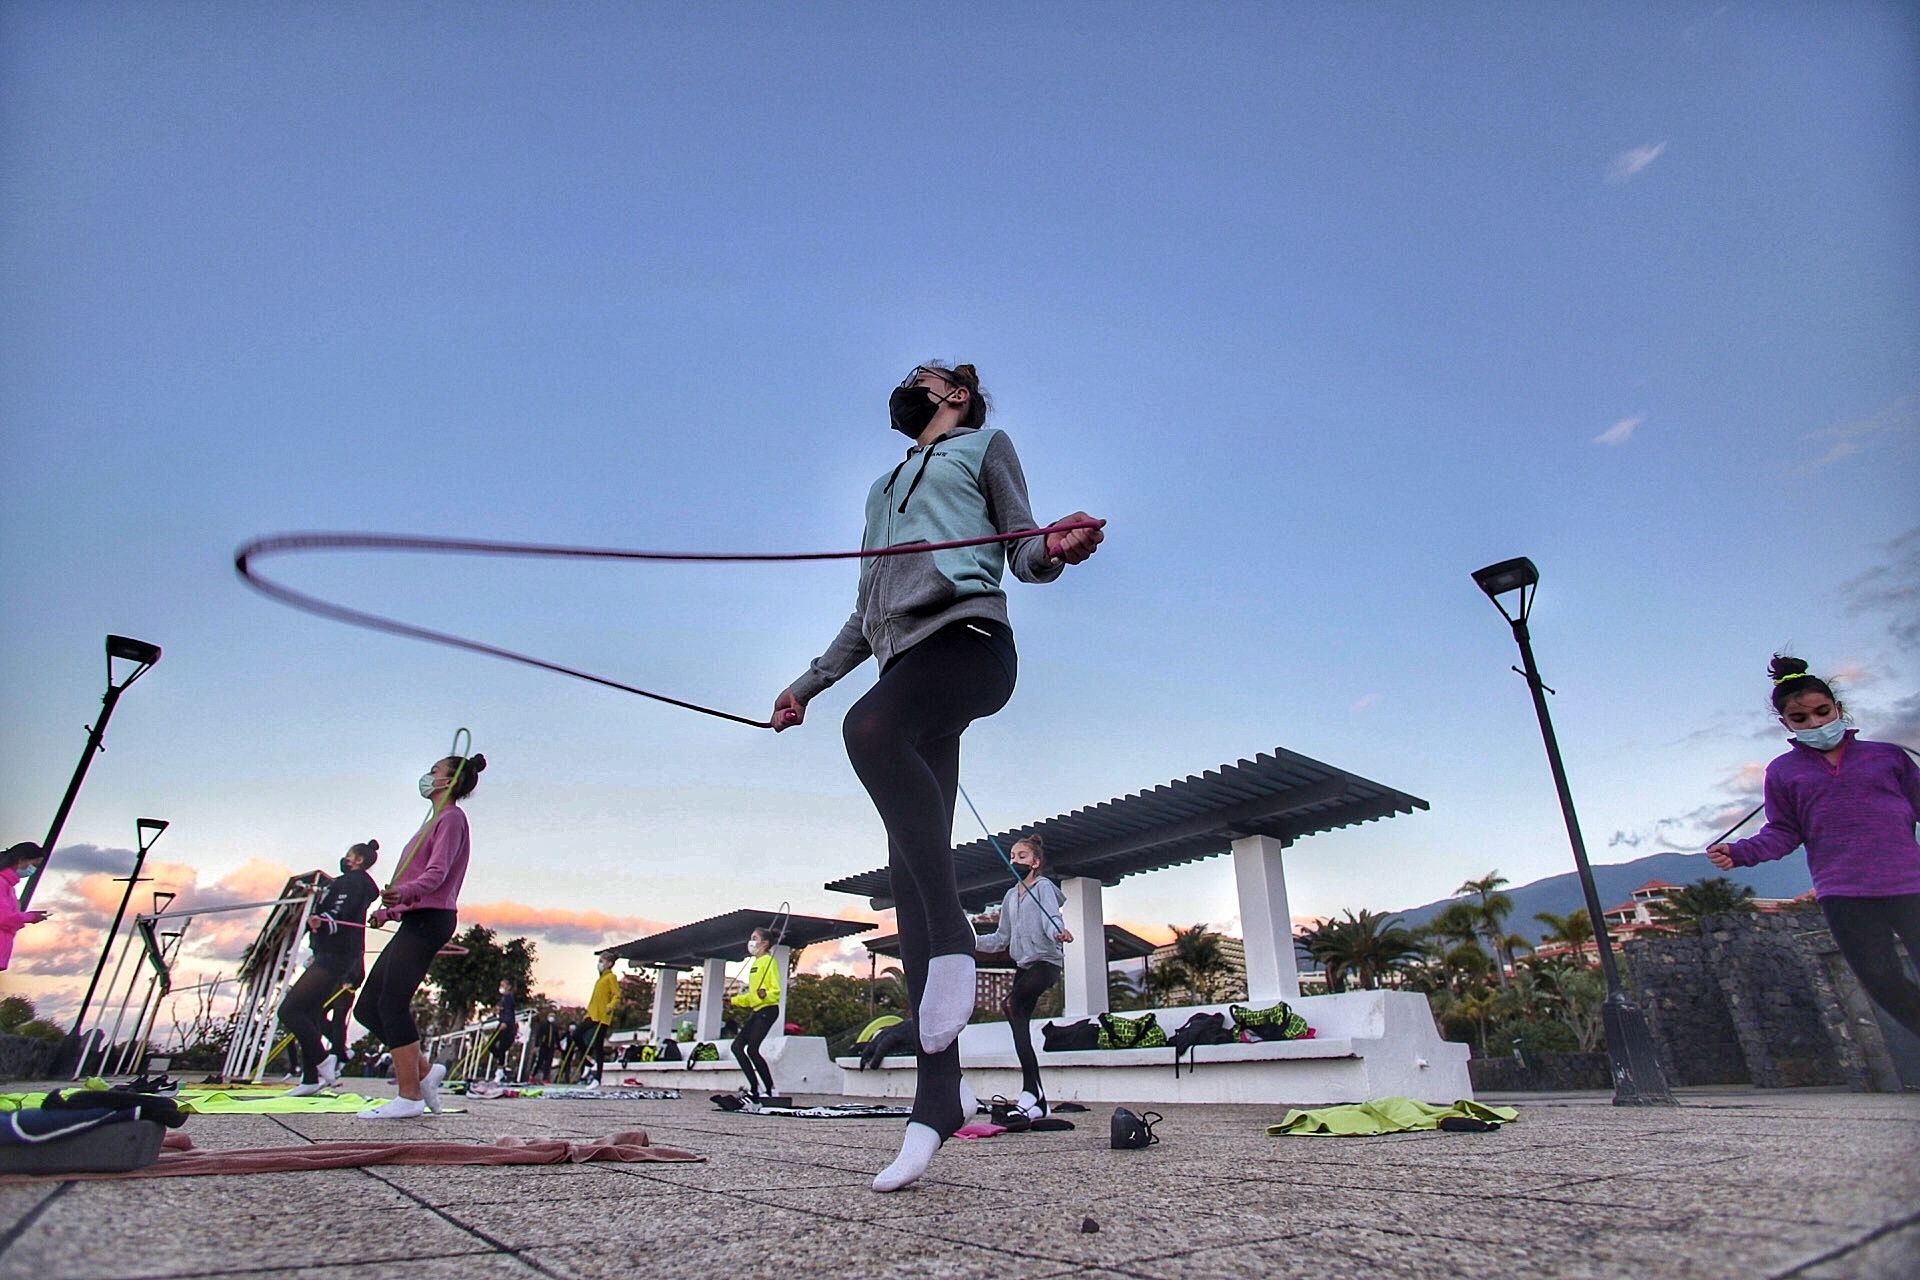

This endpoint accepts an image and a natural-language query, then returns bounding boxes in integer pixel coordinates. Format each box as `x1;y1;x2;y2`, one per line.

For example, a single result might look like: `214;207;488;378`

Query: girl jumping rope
972;834;1072;1121
772;361;1102;1191
355;748;486;1118
1709;656;1920;1039
730;926;783;1101
279;839;380;1095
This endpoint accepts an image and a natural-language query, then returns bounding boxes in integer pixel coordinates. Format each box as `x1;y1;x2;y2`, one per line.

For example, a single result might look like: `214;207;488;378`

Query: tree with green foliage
426;925;538;1029
1652;878;1757;934
0;995;62;1041
1141;956;1190;1007
1301;910;1422;992
1168;924;1234;1002
1107;967;1144;1011
783;972;870;1042
1534;908;1595;951
1456;871;1516;988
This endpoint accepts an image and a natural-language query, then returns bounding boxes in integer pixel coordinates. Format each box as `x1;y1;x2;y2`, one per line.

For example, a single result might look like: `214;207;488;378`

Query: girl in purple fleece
1710;656;1920;1036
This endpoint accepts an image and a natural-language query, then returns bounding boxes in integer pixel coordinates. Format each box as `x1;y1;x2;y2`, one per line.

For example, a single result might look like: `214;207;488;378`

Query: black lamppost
61;818;168;1076
1472;557;1676;1106
19;635;162;910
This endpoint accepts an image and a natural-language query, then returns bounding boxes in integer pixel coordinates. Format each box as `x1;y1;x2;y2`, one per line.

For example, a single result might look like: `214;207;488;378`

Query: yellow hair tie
1772;671;1816;685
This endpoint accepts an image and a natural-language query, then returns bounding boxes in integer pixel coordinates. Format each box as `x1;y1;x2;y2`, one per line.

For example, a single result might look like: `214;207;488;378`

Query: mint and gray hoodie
786;426;1062;704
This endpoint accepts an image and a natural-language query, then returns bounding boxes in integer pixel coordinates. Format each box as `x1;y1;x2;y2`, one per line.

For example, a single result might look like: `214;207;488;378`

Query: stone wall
0;1032;58;1082
1468;1051;1612;1093
1622;909;1898;1091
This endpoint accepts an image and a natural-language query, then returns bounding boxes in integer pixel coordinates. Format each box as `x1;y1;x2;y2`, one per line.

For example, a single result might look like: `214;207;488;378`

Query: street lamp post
63;818;168;1076
1472;557;1676;1106
18;635;162;910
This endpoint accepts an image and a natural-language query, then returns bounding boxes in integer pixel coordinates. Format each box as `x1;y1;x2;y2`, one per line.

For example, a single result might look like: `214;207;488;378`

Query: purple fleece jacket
1724;732;1920;900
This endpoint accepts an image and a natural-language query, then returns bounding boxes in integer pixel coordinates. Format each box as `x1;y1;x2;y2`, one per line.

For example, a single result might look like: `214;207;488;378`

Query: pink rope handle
234;519;1105;729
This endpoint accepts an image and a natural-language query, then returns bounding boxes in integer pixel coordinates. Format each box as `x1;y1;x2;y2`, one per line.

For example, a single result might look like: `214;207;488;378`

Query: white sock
872;1122;942;1193
358;1096;425;1119
918;955;976;1053
420;1063;447;1114
316;1054;340;1087
1018;1089;1045;1119
960;1078;980;1116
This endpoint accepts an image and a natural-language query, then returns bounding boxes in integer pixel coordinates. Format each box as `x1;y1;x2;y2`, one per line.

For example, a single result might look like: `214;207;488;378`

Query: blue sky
3;3;1915;1019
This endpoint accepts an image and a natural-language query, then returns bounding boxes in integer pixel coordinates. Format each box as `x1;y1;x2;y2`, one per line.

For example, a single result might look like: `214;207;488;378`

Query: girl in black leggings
355;750;486;1119
773;362;1102;1191
973;834;1072;1119
280;839;380;1095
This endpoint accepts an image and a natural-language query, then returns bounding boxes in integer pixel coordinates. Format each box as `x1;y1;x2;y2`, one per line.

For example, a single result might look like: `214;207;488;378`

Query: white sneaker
283;1082;326;1098
316;1054;342;1088
358;1097;426;1119
420;1063;448;1114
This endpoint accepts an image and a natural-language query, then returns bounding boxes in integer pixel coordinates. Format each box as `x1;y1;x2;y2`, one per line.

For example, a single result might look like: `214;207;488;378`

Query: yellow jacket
586;970;620;1025
732;952;781;1012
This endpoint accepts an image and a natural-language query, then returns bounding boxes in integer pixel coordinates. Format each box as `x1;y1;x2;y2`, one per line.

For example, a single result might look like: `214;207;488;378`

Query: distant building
1534;879;1813;964
1145;934;1248;1001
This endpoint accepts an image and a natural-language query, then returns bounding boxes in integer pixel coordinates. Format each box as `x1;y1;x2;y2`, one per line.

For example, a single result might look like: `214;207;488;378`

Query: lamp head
136;818;169;852
1472;557;1539;623
105;635;162;690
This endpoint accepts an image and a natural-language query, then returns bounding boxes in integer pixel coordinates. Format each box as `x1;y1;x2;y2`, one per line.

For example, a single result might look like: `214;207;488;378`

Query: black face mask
889;384;944;438
339;857;353;875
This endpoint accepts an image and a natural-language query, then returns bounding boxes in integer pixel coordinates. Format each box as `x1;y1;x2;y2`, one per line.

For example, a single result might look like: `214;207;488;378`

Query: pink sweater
387;806;471;915
1;866;38;970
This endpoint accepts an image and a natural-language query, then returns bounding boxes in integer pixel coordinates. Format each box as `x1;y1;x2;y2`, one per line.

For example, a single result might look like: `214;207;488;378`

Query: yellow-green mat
1266;1097;1518;1136
176;1090;465;1114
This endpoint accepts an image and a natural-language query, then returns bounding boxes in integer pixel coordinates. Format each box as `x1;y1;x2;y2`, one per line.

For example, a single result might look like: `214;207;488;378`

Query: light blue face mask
1792;719;1848;750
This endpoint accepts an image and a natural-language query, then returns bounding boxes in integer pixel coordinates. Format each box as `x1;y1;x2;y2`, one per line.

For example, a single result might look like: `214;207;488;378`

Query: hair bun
365;838;379;853
467;753;487;773
1768;654;1810;682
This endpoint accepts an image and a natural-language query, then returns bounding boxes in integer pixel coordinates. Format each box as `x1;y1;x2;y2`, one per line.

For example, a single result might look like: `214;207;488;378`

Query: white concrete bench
835;991;1472;1105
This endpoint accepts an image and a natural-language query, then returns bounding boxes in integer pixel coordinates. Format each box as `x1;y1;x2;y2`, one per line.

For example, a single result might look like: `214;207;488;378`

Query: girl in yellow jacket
573;954;620;1084
730;928;782;1100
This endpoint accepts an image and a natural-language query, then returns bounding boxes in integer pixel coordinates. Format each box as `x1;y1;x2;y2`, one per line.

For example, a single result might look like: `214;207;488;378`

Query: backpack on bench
1169;1010;1236;1077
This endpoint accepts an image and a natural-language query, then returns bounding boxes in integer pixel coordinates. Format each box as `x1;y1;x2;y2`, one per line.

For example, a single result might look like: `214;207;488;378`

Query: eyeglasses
899;365;958;390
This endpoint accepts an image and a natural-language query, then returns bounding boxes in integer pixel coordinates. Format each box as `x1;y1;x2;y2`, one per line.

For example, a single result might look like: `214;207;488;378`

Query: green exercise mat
1266;1097;1518;1136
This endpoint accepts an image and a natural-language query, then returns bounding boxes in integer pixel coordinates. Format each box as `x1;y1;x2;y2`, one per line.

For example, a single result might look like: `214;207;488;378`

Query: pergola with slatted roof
825;747;1427;1019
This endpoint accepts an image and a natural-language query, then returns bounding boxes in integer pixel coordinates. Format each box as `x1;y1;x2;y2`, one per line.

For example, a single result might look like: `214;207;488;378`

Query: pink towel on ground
952;1122;1007;1140
0;1128;702;1182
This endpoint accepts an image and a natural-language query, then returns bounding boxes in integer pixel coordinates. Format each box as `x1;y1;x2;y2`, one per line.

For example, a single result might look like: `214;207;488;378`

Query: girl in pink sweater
354;751;487;1118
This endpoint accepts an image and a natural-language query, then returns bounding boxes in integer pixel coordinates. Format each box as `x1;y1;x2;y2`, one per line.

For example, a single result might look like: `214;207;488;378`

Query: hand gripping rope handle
233;520;1104;730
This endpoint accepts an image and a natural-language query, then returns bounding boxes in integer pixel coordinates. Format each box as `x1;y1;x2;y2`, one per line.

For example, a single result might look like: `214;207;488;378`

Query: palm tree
1457;872;1516;988
1302;910;1422;992
1534;908;1594;948
1169;924;1234;1002
1141;957;1191;1008
1107;967;1144;1012
1652;878;1757;934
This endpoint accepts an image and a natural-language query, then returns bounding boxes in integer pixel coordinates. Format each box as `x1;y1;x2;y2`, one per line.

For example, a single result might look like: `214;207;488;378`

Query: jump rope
236;520;1103;938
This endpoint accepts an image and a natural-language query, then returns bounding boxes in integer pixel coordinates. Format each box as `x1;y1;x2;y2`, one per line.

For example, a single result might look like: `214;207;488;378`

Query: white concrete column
770;944;792;1039
649;967;680;1043
696;956;729;1040
1060;876;1109;1019
1233;833;1300;1002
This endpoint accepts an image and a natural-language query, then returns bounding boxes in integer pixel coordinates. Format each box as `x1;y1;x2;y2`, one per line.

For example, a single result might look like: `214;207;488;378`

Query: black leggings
354;909;457;1048
1006;961;1061;1099
322;965;361;1062
732;1005;780;1097
843;618;1016;1136
1821;894;1920;1038
278;955;353;1083
568;1020;610;1079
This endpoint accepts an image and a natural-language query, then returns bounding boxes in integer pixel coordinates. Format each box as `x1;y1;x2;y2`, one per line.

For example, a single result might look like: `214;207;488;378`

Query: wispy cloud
1609;761;1767;850
1593;415;1645;446
1607;142;1668;183
1841;525;1920;646
461;901;672;947
1796;396;1918;474
1351;693;1380;712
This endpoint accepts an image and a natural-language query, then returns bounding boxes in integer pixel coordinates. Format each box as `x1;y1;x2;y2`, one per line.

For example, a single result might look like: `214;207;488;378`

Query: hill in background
1385;850;1813;941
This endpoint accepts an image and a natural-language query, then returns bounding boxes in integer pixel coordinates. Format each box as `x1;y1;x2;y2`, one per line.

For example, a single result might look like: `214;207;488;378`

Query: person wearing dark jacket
529;1011;559;1083
486;980;519;1080
281;840;381;1095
